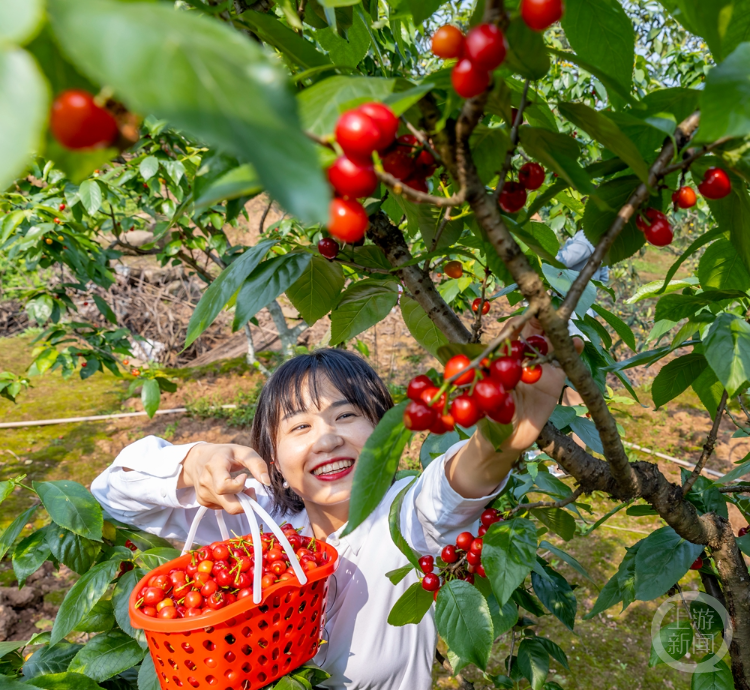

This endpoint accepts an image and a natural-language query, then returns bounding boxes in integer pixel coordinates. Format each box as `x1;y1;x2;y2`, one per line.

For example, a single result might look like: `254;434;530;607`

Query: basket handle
180;508;230;556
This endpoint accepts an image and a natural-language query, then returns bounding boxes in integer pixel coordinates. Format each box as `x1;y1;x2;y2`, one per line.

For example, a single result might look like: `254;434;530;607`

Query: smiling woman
91;341;571;689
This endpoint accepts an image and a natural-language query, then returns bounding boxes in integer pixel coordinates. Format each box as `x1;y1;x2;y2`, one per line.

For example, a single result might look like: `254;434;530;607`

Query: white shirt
91;436;506;690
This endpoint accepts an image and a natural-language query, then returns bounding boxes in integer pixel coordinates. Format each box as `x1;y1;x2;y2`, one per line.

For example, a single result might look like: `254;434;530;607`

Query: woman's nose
312;429;345;454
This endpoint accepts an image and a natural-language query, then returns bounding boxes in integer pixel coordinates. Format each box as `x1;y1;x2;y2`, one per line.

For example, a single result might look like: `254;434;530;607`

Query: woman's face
274;376;376;509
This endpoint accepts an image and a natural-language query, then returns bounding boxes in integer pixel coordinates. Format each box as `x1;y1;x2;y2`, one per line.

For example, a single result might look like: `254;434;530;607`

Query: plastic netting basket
129;494;338;690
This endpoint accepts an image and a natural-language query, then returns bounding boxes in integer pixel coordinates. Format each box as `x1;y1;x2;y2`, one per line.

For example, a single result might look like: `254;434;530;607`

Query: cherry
50;90;119;150
472;298;490;314
444;354;475;385
407;374;434;401
143;587;165;606
451;59;491;99
270;560;287;576
444;261;463;279
635;208;668;233
428;414;450;435
481;508;502;527
419;555;435;573
521;0;564;31
498;181;528;213
431;25;465;59
452;394;483;427
486;393;515;424
328;156;378;198
196;547;211;561
328;198;368;243
141;606;157;617
415;148;436;171
738;526;748;537
420;386;447;411
173;581;191;599
672;186;697;209
698;167;731;200
212;544;229;561
238;588;252;600
59;203;66;211
156;598;175;612
456;532;475;551
518;162;545;190
201;579;218;597
520;364;543;384
441;544;458;563
404;400;436;431
422;573;441;592
211;560;229;575
470;538;483;554
644;218;673;247
509;340;526;360
158;606;178;619
185;591;203;609
335;110;381;160
477;564;487;578
467;550;481;566
261;574;276;589
404;175;429;193
465;24;507;70
490;357;522;389
477;525;488;536
464;573;475;584
266;547;284;562
215;569;233;588
381;145;416;180
356;102;398;152
207;591;226;609
525;334;548;357
318;237;339;260
690;556;704;570
472;378;505;414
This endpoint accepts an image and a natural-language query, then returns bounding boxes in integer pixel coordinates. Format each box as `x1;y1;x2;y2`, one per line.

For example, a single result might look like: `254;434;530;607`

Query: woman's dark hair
249;348;394;515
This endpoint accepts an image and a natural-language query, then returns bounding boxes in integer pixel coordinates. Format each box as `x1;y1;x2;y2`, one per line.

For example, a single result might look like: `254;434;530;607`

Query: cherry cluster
499;161;546;213
638;167;732;248
50;90;119;151
403;336;547;434
381;134;438;193
419;509;504;594
134;527;329;619
327;102;399;244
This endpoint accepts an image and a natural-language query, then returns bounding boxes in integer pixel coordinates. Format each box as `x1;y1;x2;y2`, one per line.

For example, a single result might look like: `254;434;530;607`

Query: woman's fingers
230;445;272;487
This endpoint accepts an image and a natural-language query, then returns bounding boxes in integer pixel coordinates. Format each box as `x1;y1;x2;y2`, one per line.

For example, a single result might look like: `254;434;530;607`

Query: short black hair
249;348;394;515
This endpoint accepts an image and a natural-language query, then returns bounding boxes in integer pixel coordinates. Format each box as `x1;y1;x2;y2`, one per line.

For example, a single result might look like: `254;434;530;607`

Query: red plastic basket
129;498;338;690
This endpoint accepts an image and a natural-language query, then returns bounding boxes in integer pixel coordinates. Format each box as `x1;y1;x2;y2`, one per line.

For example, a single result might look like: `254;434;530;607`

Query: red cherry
510;340;526;360
690;556;704;570
415;148;435;170
404;400;437;431
357;102;398;152
444;261;463;279
644;218;673;247
212;544;229;561
335;110;381;160
520;364;543;384
477;564;487;578
196;547;211;561
456;532;475;551
422;573;441;592
470;538;483;554
141;606;157;617
518;162;545;190
58;203;66;211
407;374;434;401
472;297;490;314
261;574;276;589
467;550;481;566
328;156;378;198
441;544;458;563
201;579;218;597
451;394;483;427
490;357;523;389
381;145;416;180
404;175;429;193
486;393;515;424
498;181;528;213
464;573;475;584
698;167;731;200
420;386;447;411
672;186;697;209
481;509;502;527
428;414;450;435
419;555;435;573
50;90;118;150
158;606;178;619
431;25;465;59
451;59;491;99
472;378;505;413
738;526;748;537
477;524;488;536
444;354;475;386
270;560;287;576
215;569;233;588
143;587;165;605
237;588;253;600
464;24;507;70
207;591;226;609
525;334;549;357
318;237;339;260
521;0;564;31
185;591;203;609
328;198;368;243
635;208;667;233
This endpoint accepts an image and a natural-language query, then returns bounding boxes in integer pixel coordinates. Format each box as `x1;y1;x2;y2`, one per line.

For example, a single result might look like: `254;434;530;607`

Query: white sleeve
91;435;276;545
399;440;509;556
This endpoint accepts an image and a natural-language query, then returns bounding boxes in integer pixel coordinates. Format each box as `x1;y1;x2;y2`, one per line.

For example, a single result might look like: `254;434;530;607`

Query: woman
92;326;576;690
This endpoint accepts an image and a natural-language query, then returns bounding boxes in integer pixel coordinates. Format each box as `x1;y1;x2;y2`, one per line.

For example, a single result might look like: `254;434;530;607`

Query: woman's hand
178;443;271;514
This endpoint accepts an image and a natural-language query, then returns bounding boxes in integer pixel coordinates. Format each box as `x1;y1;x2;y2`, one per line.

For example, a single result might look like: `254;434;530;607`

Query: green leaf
185;239;276;347
476;417;513;451
471;124;510;183
136;547;180;570
111;567;147;647
504;16;550;80
538;540;595;583
342;402;411;536
520;127;593;195
0;504;39;561
92;295;117;325
704;313;750;396
530;508;576;542
400;296;449;358
387;581;433;626
691;656;734;690
698;238;750;292
48;0;329;224
0;47;49;192
649;617;694;666
716;456;750;484
23;673;103;690
652;354;708;408
330;279;399;345
232;253;312;329
388;478;422;570
482;518;538;606
23;643;83;679
591;304;636;351
386;565;413;585
315;10;370;68
137;654;160;690
0;640;27;659
34;480;103;541
13;526;52;586
531;564;577;630
0;0;45;43
634;526;704;601
51;558;122;645
140;379;160;419
139;156;158;180
68;631;146;682
517;637;550;690
78;180;103;215
655;290;745;323
657;227;724;294
583;570;622;619
286;255;344;326
561;0;635;95
558;103;650;183
435;580;493;670
692;366;727;419
74;597;115;633
193;163;262;211
541;264;597;318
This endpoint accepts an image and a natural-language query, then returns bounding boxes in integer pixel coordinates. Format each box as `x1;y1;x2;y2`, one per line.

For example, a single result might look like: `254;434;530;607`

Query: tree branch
493;79;530;202
683;390;729;495
511;485;584;514
375;170;465;206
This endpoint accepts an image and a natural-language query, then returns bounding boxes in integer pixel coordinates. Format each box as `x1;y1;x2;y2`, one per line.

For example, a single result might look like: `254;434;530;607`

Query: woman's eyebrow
281;399;351;422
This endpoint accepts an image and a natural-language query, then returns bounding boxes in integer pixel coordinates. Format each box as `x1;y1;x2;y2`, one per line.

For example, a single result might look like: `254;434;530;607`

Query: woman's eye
291;423;309;432
338;412;356;420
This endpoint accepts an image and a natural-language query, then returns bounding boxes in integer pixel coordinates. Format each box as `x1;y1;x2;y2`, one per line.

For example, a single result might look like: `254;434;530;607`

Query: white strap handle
181;495;308;605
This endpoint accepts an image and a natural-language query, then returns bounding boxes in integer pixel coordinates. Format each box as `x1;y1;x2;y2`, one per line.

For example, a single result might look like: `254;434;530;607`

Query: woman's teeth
313;459;354;476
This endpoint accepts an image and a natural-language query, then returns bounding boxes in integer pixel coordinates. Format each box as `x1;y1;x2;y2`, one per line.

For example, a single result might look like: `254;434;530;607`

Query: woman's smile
311;457;356;480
